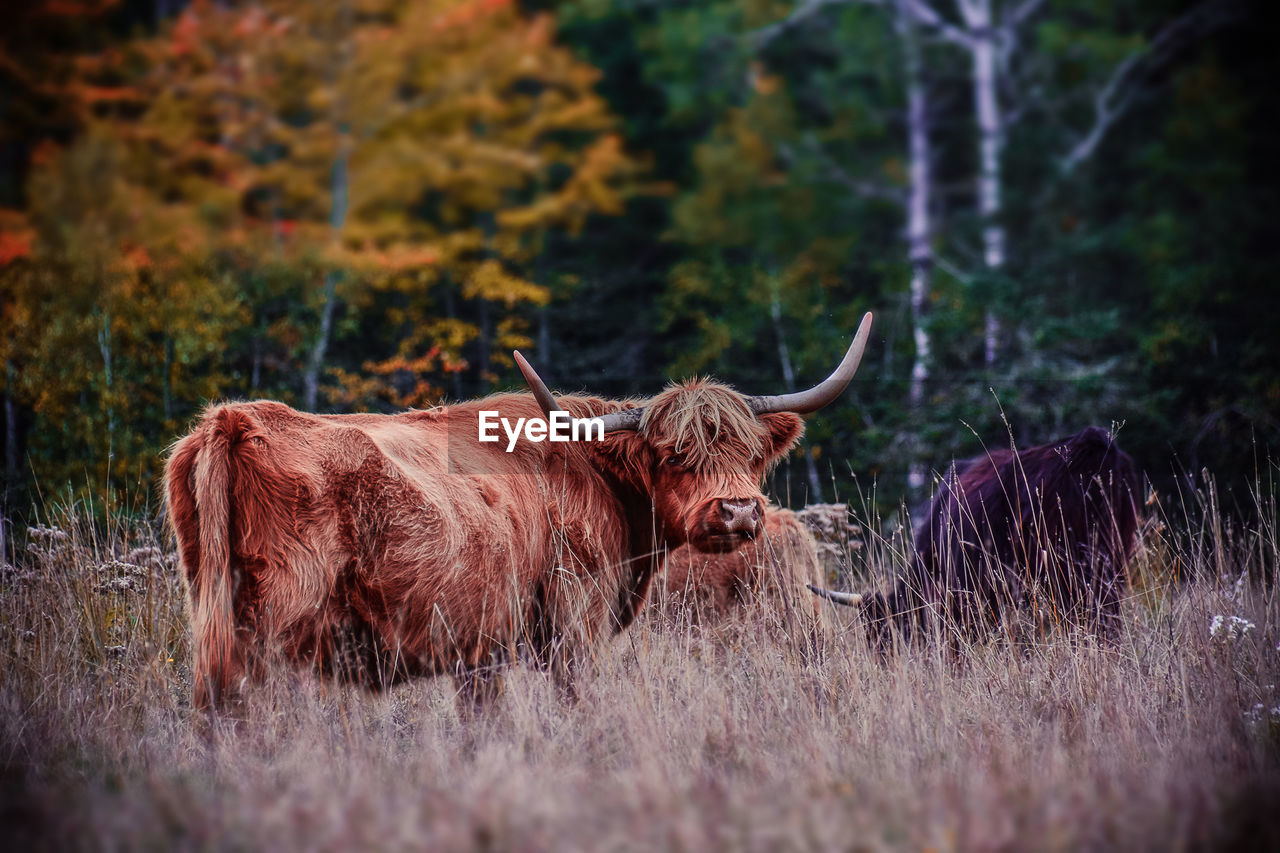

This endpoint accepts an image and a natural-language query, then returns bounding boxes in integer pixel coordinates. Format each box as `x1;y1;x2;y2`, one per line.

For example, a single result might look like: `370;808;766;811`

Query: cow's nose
719;499;761;534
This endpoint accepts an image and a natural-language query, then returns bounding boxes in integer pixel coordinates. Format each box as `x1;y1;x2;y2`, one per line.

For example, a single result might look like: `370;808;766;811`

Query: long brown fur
847;426;1142;647
164;384;803;709
660;507;824;620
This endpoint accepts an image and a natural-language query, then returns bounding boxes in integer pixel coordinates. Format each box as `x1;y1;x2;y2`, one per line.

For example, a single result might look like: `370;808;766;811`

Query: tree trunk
477;298;492;382
304;271;339;411
442;283;464;400
537;306;552;380
304;145;349;412
162;336;174;423
963;0;1006;367
4;360;16;516
97;311;115;463
251;332;262;392
899;0;933;494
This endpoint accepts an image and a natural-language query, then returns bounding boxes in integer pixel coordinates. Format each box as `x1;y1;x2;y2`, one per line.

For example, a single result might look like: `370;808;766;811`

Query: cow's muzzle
688;497;764;552
719;498;761;534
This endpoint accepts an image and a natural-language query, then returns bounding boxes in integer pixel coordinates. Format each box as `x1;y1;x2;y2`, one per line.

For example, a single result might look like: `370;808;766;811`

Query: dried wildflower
98;559;147;577
104;644;128;658
0;562;34;584
125;546;176;572
27;524;70;545
1210;614;1256;641
99;575;143;595
1245;703;1280;724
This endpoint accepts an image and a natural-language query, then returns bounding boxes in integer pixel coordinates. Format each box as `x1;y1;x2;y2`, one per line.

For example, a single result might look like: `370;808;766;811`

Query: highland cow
660;506;825;621
811;426;1141;644
165;314;873;708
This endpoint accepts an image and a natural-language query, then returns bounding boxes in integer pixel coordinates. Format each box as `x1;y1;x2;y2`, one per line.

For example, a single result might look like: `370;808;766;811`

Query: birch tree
896;0;1241;366
897;0;935;493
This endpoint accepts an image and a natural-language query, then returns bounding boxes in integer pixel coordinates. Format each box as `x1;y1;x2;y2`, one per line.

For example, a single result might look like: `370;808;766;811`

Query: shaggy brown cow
165;314;873;708
659;506;825;620
811;426;1141;644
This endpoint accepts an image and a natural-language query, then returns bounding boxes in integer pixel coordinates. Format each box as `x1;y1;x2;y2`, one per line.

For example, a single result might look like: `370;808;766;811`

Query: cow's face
515;312;872;554
603;381;803;553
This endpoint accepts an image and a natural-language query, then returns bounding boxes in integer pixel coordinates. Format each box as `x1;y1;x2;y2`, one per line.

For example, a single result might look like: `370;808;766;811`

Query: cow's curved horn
514;350;644;433
514;351;560;416
807;584;864;607
748;312;873;415
594;407;644;433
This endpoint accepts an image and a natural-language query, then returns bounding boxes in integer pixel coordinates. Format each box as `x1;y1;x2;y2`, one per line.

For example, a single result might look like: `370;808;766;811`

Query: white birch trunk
899;0;933;494
303;3;352;412
960;0;1005;367
304;146;348;412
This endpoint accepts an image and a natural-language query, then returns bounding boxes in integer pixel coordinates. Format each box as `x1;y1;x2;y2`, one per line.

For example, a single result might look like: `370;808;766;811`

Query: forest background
1;0;1276;526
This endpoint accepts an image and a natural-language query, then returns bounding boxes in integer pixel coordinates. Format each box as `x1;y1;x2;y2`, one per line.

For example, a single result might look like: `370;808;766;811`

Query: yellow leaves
462;259;548;307
422;317;479;358
492;316;533;365
499;134;634;236
6;0;642;505
748;61;781;96
323;366;394;411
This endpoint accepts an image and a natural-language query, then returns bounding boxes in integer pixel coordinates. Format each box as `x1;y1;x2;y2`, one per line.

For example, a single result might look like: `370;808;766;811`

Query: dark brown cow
659;506;825;621
165;314;873;708
811;426;1141;644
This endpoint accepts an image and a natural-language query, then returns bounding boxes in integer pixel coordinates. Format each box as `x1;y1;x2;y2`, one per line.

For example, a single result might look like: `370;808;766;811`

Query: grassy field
2;477;1279;851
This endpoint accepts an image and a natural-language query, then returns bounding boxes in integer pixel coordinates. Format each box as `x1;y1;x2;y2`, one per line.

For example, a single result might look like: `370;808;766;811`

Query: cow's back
166;397;634;704
906;427;1141;631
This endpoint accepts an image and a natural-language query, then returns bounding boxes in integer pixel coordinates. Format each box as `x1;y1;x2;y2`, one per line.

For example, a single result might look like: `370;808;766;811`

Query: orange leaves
748;61;782;96
78;85;145;105
0;233;32;267
169;7;202;57
29;140;61;168
430;0;514;33
6;0;641;502
118;242;153;273
369;246;440;272
348;344;468;408
0;211;34;266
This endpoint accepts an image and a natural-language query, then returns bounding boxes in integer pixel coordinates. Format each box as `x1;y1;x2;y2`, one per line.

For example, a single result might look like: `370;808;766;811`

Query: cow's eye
662;455;683;468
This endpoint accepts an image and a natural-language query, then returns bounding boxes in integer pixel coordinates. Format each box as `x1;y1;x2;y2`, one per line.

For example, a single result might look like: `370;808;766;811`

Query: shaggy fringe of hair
639;380;767;470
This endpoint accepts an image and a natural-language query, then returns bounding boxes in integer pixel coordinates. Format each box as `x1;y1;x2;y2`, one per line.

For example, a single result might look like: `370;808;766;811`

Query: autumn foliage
1;0;638;504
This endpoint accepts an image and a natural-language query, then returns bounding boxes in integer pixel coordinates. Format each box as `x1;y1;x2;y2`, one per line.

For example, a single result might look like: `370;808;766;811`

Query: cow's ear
592;431;656;489
759;412;804;460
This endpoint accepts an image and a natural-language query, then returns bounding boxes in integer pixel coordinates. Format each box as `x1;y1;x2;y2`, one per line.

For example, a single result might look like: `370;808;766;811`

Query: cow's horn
806;584;864;607
514;351;643;433
514;351;560;415
748;312;873;415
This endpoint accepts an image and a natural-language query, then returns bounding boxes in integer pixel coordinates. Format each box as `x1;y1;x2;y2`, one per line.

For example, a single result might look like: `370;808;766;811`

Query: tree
1;0;640;506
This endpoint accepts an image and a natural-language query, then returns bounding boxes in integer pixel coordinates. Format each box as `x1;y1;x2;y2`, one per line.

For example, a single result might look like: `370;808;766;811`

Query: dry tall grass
2;475;1279;851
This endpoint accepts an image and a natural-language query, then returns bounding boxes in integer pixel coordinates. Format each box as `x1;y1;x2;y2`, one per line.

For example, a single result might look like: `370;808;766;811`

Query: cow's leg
452;642;512;714
547;638;584;704
454;665;505;714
